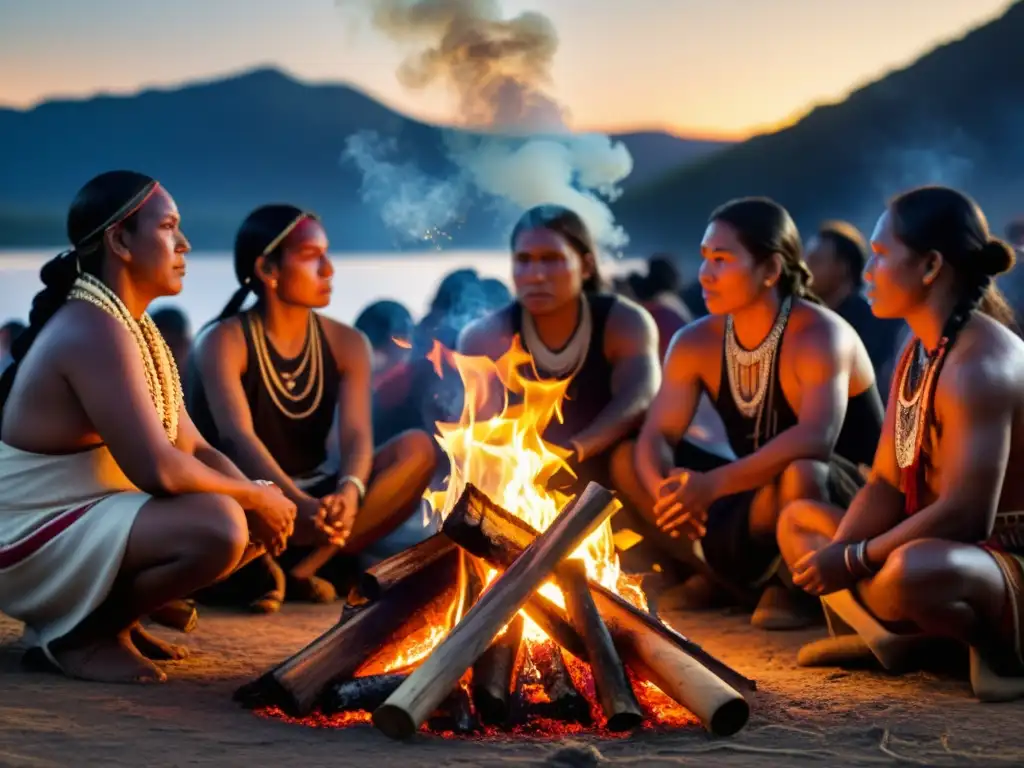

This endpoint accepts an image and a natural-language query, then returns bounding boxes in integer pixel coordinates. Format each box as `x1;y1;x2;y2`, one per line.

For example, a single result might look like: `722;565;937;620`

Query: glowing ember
263;336;704;737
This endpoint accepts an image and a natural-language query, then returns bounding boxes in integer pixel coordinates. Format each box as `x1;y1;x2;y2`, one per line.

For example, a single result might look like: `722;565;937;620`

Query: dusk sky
0;0;1012;138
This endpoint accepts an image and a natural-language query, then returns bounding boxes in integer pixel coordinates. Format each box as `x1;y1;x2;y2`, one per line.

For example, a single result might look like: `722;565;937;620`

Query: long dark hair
0;170;157;424
216;204;321;321
709;197;822;304
889;186;1017;335
509;204;607;294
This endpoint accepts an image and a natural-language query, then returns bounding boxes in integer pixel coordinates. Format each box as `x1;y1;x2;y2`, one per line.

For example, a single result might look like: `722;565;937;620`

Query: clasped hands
297;483;361;548
653;469;720;540
791;539;876;596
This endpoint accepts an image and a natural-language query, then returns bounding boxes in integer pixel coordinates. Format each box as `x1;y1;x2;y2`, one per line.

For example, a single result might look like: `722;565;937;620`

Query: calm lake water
0;249;645;327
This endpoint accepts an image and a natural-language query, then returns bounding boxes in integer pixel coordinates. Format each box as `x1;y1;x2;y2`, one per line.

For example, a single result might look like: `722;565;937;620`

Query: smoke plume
338;0;634;253
365;0;563;130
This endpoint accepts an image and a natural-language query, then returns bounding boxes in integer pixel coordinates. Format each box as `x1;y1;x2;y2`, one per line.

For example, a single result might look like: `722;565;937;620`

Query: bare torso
677;299;876;409
3;303;129;453
905;316;1024;515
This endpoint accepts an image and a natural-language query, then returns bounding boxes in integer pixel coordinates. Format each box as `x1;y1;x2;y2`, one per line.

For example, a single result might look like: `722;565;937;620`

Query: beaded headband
75;180;160;249
242;212;314;286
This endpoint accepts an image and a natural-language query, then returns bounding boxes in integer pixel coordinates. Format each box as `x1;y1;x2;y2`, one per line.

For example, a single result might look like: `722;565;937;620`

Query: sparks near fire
237;338;754;738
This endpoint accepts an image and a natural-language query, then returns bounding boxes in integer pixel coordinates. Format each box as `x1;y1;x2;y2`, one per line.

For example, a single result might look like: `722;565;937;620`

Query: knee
777;459;828;507
187;494;249;576
777;499;818;549
875;539;949;620
776;499;837;564
396;429;438;478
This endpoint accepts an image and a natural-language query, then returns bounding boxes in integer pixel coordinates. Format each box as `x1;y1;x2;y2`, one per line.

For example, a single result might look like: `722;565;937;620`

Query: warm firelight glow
256;334;699;735
424;337;646;642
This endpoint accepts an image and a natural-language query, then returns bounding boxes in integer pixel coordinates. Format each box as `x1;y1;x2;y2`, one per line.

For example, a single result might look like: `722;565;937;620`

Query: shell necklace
724;295;793;420
67;274;182;443
895;340;940;470
521;297;592;379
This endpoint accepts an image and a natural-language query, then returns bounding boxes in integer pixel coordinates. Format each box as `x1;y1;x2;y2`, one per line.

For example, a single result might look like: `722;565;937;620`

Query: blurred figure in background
0;320;27;374
1007;220;1024;253
634;254;694;362
354;300;414;385
478;277;513;312
150;306;192;382
805;221;903;387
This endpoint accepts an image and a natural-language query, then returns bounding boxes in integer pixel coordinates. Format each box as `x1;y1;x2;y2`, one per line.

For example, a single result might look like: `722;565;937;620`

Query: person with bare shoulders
611;198;883;628
458;204;661;495
188;205;436;612
0;172;296;684
777;186;1024;701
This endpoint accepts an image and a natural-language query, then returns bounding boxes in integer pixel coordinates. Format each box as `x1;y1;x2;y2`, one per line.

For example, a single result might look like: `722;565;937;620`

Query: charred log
372;482;619;740
351;533;457;603
323;674;409;714
559;560;643;731
471;614;523;725
234;548;458;717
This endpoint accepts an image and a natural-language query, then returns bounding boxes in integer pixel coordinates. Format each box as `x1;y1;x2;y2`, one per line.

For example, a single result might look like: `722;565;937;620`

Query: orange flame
425;335;637;641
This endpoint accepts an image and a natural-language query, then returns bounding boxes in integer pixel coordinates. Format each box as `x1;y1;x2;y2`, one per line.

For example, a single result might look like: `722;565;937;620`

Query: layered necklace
895;340;943;470
67;274;182;444
248;311;325;420
724;295;793;433
521;297;592;379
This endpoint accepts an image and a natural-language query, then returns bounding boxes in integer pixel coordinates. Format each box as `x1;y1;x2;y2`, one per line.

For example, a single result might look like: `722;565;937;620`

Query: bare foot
131;624;190;661
49;634;166;684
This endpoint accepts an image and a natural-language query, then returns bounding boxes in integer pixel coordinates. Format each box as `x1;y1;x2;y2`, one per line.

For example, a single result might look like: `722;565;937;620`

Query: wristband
843;540;878;579
339;474;367;502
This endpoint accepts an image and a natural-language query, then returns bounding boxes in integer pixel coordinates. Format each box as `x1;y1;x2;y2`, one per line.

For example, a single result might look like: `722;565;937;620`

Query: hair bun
979;239;1015;276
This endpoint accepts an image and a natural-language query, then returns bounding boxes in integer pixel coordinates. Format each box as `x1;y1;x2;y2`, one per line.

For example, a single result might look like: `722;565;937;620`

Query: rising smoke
338;0;633;253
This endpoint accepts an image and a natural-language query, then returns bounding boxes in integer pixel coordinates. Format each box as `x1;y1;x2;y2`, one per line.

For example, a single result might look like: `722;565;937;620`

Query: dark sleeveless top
188;310;342;477
503;293;618;448
714;326;884;467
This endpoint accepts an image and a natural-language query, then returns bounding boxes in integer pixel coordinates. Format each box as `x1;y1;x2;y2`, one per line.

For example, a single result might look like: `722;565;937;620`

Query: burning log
471;614;523;725
372;482;620;740
351;533;457;603
523;594;588;661
323;674;409;714
235;548;458;717
428;685;479;735
441;486;752;736
558;560;643;732
530;642;592;724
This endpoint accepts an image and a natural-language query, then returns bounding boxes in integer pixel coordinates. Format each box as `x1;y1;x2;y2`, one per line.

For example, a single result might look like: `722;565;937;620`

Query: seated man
778;186;1024;701
611;198;883;629
189;205;436;611
457;204;661;496
0;172;294;683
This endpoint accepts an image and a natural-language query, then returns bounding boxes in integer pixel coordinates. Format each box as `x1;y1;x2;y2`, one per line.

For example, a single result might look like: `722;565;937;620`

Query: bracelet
843;540;878;579
856;540;878;576
338;474;367;501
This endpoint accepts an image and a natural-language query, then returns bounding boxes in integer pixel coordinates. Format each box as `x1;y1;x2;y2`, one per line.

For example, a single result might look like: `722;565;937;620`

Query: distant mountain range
0;69;729;250
613;1;1024;259
3;2;1020;255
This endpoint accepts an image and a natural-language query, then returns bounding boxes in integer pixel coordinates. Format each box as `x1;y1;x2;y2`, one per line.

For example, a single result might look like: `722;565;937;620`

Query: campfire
236;339;754;739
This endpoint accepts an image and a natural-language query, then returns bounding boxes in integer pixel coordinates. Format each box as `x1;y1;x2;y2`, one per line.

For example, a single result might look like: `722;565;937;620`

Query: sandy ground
2;604;1024;768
